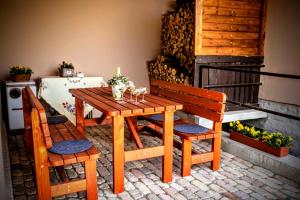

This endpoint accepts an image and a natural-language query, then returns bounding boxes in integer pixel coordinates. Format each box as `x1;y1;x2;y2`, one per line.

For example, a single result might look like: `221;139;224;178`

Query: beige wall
261;0;300;105
0;0;173;87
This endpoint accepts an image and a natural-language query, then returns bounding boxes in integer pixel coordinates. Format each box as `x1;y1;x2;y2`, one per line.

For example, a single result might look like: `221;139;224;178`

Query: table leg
75;98;84;134
162;110;174;182
113;115;125;193
125;117;144;149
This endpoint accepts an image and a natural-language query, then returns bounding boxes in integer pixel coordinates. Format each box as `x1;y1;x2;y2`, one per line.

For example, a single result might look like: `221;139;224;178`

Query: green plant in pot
58;61;74;77
10;66;33;82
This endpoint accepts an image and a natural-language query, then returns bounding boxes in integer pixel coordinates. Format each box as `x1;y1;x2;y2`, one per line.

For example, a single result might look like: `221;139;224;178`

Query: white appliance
6;81;36;130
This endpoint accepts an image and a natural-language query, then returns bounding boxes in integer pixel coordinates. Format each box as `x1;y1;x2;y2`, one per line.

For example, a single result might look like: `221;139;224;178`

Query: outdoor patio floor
9;124;300;200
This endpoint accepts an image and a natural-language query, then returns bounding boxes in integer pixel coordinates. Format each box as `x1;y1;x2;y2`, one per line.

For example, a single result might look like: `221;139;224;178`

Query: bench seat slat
48;152;64;166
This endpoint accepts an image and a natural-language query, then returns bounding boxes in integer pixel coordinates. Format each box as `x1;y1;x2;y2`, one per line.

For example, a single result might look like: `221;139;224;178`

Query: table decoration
107;67;129;101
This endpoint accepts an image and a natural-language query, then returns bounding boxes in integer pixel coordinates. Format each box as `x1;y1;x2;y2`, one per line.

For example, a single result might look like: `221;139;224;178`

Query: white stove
5;81;36;130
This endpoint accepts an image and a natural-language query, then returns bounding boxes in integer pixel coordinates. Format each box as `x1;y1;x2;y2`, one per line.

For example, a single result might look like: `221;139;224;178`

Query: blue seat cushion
148;114;180;121
47;115;68;125
174;124;209;134
49;139;93;155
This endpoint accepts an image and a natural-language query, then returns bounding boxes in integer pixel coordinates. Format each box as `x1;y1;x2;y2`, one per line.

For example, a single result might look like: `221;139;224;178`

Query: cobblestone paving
9;125;300;200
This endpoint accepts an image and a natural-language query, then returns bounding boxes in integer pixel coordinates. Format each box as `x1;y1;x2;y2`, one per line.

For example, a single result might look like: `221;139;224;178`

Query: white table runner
38;76;105;124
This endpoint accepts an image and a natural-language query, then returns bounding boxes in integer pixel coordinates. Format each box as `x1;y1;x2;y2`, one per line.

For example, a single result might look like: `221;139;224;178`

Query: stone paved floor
9;125;300;200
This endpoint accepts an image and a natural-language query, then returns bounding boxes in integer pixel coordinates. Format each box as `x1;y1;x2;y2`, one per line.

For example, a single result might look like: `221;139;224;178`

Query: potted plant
107;67;129;101
229;121;293;157
10;66;33;82
58;61;74;77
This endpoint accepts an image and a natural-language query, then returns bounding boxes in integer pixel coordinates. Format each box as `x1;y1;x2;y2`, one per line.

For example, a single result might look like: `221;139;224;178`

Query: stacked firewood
148;55;190;85
161;2;195;73
148;2;194;84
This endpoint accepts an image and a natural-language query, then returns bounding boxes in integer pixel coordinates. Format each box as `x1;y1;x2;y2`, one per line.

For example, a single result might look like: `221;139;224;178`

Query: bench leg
211;122;222;171
211;136;221;171
85;160;98;200
35;146;51;200
181;138;192;177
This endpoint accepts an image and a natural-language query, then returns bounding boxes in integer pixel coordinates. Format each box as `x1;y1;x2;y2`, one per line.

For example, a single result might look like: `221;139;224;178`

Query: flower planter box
229;131;289;157
12;74;31;82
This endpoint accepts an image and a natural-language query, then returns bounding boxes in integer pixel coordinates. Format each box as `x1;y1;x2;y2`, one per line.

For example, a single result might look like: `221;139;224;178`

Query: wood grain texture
191;152;214;164
194;0;265;56
258;0;267;56
144;79;226;176
70;87;182;194
125;146;164;162
51;180;86;197
85;160;98;199
31;109;51;200
24;88;99;199
22;89;33;155
211;122;222;170
125;117;144;149
162;110;174;182
181;139;192;176
195;0;203;55
75;98;85;134
113;116;125;193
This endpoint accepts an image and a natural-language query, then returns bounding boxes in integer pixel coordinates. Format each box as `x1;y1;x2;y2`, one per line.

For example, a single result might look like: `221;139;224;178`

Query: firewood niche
148;1;195;85
148;0;266;86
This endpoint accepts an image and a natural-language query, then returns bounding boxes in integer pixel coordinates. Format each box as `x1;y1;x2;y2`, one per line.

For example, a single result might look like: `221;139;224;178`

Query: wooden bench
22;87;100;199
142;79;226;176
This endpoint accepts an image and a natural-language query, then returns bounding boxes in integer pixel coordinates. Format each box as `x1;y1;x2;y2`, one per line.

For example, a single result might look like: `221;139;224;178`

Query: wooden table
69;87;182;193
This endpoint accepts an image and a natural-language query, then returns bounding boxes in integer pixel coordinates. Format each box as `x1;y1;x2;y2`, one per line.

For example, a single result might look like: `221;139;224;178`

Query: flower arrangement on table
10;66;33;82
229;121;293;157
107;67;129;101
107;67;147;102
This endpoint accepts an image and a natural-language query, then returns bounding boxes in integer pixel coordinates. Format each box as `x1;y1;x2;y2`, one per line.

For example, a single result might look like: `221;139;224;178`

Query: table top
69;87;183;117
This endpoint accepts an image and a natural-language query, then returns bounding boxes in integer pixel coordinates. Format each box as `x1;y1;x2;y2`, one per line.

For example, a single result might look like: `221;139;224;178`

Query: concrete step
195;109;268;128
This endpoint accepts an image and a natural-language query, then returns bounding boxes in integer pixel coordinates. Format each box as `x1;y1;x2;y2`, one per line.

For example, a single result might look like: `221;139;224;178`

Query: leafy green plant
58;61;74;70
107;75;129;86
10;66;33;75
229;121;293;148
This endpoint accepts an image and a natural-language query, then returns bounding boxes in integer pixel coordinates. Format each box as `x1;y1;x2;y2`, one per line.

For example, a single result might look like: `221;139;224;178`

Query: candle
117;67;121;76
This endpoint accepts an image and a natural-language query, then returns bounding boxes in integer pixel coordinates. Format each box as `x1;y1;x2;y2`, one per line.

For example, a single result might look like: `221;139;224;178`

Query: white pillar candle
117;67;121;76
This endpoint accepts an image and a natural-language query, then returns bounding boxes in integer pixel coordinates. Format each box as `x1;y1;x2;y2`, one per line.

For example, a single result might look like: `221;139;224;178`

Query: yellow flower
276;139;282;145
245;126;250;132
237;124;244;131
229;122;233;127
236;121;240;125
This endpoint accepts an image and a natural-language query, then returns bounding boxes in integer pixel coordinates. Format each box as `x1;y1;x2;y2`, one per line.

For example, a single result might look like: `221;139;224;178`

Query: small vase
112;83;126;101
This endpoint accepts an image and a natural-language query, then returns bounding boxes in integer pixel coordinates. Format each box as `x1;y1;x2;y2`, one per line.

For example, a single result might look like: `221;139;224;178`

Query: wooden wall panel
195;0;265;56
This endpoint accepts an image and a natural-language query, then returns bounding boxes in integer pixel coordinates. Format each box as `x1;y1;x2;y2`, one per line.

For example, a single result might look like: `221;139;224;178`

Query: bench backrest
150;79;226;122
22;87;53;149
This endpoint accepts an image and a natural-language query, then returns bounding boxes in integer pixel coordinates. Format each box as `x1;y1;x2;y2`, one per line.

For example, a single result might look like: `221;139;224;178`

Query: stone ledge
222;131;300;184
195;109;267;128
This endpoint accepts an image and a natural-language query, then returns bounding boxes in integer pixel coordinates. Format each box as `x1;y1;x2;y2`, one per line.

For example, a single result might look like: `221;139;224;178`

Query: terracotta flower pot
12;74;31;82
229;131;289;157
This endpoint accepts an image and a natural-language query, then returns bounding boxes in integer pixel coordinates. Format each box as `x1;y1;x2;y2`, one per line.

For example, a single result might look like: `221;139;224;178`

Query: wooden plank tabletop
69;87;183;116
